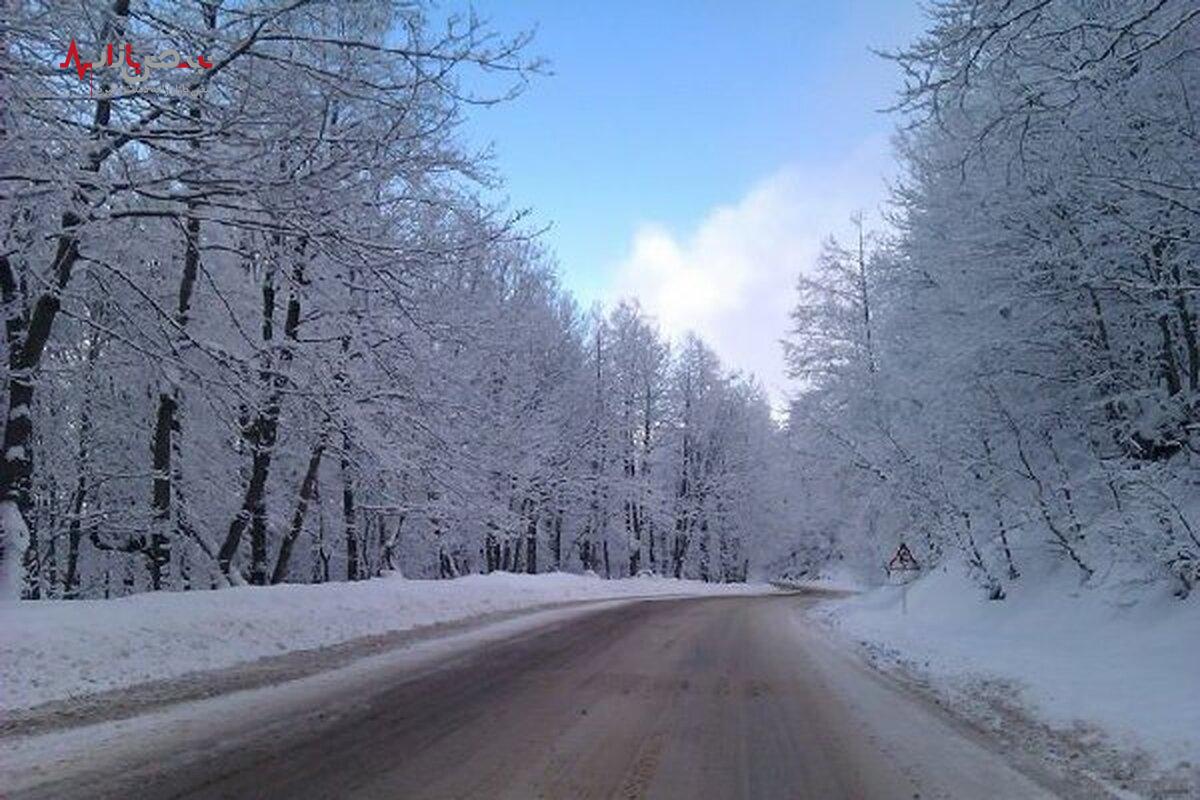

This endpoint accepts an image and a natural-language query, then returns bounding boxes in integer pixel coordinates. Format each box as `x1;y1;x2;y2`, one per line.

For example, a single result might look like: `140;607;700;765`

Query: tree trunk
270;438;325;584
64;486;86;599
218;421;277;581
217;257;282;581
995;500;1019;580
218;238;305;583
0;0;131;597
342;446;359;582
379;513;405;575
145;4;213;593
63;328;103;599
311;474;330;583
647;518;657;574
672;523;688;579
484;531;498;573
147;394;176;590
525;510;538;574
627;499;642;576
551;510;562;569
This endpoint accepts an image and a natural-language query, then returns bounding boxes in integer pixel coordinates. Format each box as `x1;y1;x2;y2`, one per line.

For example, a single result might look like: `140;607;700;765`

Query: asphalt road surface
5;593;1085;800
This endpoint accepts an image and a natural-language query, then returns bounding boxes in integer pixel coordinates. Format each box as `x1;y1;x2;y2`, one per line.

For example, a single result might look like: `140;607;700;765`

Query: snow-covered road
2;592;1117;799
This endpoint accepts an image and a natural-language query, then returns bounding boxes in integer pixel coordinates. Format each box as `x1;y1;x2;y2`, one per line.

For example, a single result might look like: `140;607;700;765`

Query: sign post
885;542;921;614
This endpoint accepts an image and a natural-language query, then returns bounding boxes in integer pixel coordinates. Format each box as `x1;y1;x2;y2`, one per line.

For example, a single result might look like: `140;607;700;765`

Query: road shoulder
799;593;1196;799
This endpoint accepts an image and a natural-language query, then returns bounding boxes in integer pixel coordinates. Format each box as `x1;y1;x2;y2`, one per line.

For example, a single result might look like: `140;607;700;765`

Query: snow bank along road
3;593;1116;799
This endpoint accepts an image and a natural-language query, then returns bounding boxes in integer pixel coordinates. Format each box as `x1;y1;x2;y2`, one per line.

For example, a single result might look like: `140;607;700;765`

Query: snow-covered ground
0;572;766;713
775;564;867;593
812;563;1200;794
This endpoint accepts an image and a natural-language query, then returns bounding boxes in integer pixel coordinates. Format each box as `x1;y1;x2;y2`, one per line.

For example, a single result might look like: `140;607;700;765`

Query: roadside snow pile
785;564;869;592
0;572;765;712
815;563;1200;767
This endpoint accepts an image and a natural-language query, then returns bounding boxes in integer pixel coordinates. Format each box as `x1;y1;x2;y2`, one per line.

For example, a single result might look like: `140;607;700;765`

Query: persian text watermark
59;39;212;98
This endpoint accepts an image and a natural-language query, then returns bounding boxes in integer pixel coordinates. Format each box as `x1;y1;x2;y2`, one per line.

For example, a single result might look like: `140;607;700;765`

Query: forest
1;1;792;599
3;0;1198;604
781;0;1200;599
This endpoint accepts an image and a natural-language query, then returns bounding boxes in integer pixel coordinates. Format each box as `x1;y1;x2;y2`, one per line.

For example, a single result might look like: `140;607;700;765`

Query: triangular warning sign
887;542;920;571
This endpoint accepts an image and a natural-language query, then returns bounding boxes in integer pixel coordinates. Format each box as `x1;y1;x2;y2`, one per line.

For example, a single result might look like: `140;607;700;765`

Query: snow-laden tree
783;0;1200;597
2;1;795;599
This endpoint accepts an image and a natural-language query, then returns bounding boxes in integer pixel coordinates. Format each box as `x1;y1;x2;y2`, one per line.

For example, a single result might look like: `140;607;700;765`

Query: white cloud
607;135;896;406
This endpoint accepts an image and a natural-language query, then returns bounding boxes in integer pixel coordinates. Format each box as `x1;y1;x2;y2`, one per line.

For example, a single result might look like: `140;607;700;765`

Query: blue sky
459;1;928;398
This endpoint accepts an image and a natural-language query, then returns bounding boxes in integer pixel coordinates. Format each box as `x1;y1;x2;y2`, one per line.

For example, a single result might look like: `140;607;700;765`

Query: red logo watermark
59;39;212;97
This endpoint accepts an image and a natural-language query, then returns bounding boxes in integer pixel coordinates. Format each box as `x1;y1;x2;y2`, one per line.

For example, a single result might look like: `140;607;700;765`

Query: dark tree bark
550;509;562;570
525;510;537;574
218;238;305;583
146;7;213;590
484;531;498;573
379;513;405;575
147;395;176;590
270;438;325;584
342;446;359;582
627;497;643;576
672;527;687;579
0;1;130;587
311;474;330;583
647;518;657;574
